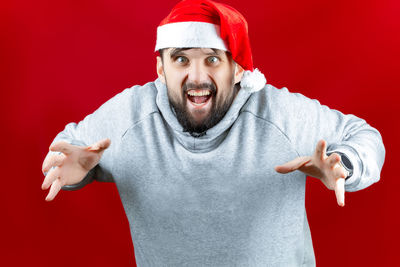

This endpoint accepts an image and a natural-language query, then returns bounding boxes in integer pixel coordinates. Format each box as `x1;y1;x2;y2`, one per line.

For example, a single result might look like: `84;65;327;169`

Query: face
156;48;244;136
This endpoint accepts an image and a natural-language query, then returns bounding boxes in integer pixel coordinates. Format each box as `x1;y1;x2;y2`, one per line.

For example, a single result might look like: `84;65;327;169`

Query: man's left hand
274;139;348;207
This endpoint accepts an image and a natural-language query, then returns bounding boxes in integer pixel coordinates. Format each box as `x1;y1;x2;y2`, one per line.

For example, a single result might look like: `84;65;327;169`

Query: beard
167;79;238;137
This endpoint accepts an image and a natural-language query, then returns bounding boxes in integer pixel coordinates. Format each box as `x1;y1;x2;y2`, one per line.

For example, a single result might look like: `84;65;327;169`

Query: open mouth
186;89;213;106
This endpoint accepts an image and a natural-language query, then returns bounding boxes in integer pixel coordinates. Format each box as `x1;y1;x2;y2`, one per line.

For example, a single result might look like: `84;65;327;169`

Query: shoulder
243;83;311;121
81;80;159;140
99;80;159;123
241;83;326;144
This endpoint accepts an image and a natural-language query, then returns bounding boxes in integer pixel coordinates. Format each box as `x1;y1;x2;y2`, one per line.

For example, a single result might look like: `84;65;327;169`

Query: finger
327;153;341;169
87;138;111;152
41;166;60;190
314;139;327;160
275;156;311;174
42;151;59;172
45;178;63;201
42;153;65;174
49;141;74;155
333;163;348;179
334;177;346;207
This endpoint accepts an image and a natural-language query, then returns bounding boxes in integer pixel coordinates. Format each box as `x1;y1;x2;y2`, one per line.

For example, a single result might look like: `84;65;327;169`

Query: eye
207;56;219;64
175;56;188;64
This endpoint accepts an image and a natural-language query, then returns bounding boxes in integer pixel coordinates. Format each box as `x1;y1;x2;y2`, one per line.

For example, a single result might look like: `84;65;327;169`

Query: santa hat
154;0;266;93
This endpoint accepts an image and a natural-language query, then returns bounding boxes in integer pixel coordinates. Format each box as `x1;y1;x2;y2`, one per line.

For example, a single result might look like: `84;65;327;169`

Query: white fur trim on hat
154;21;229;51
240;68;267;92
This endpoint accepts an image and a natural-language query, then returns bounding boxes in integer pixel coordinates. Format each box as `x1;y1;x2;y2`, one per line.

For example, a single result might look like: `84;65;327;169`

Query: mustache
182;82;217;95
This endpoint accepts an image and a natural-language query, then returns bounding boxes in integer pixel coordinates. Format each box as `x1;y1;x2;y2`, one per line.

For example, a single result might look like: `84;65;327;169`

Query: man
41;0;385;266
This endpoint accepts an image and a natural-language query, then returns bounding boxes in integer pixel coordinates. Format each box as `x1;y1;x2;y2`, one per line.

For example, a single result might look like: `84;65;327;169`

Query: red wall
1;0;398;266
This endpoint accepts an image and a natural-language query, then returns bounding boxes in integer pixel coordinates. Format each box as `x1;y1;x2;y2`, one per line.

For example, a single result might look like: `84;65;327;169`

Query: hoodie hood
154;78;252;152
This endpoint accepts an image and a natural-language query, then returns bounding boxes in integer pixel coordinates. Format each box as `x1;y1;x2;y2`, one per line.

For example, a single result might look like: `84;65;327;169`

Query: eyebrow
169;48;222;59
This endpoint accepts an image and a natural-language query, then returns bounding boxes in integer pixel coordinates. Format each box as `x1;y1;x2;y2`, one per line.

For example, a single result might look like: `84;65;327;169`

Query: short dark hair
158;48;165;61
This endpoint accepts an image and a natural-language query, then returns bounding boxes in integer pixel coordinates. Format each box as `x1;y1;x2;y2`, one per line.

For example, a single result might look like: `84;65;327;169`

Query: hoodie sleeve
265;85;386;192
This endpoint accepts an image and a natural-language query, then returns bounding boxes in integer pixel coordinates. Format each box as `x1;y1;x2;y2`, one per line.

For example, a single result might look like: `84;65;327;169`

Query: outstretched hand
274;140;348;207
41;138;111;201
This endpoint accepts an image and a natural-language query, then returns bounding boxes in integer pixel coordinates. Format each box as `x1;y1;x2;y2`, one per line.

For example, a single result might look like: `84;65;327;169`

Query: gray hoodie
47;78;385;266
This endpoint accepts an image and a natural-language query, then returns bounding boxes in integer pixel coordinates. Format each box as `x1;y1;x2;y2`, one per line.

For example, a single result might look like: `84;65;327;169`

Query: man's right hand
41;138;111;201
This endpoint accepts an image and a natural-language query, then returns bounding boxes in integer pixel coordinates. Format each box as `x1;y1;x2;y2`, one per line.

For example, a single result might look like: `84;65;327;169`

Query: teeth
187;90;211;96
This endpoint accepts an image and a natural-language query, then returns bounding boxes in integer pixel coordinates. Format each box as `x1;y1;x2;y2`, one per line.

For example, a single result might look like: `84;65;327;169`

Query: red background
1;0;399;266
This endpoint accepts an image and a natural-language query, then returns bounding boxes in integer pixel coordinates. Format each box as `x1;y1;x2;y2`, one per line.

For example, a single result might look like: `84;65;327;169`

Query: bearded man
41;0;385;266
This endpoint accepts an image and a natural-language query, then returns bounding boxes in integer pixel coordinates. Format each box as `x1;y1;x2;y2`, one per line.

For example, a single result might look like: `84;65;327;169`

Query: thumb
87;138;111;152
275;156;311;174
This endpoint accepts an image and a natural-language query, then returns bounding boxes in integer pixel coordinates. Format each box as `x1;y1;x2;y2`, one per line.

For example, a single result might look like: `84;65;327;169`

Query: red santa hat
154;0;266;93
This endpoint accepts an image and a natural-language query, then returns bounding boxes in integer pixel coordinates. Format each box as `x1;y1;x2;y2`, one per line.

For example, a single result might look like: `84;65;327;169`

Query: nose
187;60;209;84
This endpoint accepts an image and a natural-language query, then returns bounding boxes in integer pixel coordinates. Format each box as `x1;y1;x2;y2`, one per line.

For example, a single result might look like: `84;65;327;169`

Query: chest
112;115;304;215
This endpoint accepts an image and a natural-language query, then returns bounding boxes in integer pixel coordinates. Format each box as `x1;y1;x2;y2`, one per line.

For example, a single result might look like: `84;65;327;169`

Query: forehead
166;47;227;57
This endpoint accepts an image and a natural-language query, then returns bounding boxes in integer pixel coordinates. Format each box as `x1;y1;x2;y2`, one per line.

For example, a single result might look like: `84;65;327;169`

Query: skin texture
42;48;348;205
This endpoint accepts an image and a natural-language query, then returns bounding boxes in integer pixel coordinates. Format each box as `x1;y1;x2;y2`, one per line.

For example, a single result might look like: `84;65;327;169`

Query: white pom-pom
240;68;267;93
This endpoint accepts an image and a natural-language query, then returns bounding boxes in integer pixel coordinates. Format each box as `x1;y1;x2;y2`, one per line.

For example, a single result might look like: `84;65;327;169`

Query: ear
234;63;245;84
156;56;166;84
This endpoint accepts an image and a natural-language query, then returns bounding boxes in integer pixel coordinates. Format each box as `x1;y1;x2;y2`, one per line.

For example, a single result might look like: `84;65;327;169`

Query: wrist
327;151;354;179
